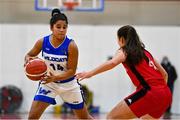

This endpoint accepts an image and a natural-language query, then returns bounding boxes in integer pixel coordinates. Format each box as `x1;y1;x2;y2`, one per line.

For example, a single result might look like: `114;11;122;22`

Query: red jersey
122;50;166;88
123;50;171;118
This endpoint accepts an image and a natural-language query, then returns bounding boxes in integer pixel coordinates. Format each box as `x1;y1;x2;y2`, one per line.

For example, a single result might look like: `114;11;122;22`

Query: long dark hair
117;25;145;65
50;8;68;28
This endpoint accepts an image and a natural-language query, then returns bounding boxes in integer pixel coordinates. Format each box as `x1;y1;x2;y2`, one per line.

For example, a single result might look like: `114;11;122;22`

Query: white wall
0;24;179;114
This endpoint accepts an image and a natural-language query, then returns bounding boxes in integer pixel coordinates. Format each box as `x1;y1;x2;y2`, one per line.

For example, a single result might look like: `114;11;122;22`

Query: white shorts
34;76;84;109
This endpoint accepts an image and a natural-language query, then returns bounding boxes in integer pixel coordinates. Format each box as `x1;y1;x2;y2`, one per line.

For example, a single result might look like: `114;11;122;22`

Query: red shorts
124;85;172;118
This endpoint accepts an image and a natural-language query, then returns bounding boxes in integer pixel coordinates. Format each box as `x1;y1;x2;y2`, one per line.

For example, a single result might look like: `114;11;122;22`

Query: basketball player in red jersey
76;25;172;119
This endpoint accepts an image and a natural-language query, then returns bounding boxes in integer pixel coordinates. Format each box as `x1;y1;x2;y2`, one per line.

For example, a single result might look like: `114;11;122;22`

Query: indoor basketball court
0;0;180;119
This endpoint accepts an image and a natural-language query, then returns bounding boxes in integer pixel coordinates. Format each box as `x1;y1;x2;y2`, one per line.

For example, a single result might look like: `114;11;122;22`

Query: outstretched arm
76;49;126;80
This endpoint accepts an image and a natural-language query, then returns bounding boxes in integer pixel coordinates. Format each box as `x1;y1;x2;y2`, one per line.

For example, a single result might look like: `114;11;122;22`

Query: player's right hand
76;71;92;81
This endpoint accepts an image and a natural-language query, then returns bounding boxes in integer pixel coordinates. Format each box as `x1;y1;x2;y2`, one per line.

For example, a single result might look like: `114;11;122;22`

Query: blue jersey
42;35;73;76
34;35;84;109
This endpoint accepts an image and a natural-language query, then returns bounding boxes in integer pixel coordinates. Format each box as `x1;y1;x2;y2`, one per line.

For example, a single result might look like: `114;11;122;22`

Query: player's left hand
41;72;55;84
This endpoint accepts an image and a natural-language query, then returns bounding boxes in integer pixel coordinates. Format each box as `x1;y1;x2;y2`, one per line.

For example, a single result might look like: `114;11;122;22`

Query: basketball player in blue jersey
24;8;93;119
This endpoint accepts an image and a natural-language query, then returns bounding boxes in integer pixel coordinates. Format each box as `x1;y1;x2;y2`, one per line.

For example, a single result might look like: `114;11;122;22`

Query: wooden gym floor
0;112;180;119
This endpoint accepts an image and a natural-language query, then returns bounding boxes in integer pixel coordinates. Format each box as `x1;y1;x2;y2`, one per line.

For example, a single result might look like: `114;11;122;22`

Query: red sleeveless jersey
122;50;166;88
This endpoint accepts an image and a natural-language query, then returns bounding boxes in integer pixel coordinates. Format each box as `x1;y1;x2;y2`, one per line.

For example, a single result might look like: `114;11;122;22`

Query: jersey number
50;63;64;71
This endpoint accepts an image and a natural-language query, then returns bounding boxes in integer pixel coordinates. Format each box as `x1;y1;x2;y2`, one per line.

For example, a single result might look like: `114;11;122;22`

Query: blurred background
0;0;180;119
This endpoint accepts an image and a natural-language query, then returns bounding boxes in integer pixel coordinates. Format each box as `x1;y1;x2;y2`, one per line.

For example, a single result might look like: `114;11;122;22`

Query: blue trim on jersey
65;102;84;109
42;35;72;56
54;76;75;83
34;95;56;105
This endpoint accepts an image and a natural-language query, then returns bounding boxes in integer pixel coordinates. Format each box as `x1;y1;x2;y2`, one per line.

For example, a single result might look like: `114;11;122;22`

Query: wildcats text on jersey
43;52;67;62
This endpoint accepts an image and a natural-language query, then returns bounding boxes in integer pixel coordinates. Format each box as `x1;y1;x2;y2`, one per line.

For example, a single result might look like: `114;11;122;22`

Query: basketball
25;58;47;81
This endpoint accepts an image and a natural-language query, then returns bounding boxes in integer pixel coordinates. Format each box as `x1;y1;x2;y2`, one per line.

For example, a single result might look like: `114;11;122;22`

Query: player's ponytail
50;8;68;28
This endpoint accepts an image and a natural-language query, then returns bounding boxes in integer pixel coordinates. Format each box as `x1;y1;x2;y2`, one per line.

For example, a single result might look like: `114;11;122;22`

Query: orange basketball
25;58;47;81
